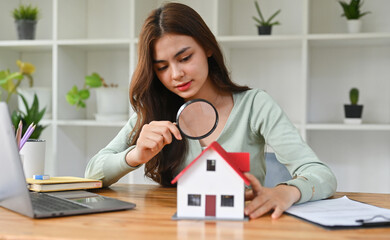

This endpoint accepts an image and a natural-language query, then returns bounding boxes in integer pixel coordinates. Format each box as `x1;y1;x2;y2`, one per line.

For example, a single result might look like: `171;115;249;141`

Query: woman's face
152;34;212;101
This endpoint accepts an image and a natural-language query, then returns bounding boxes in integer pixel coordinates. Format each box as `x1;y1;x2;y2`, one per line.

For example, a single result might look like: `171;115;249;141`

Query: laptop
0;102;135;218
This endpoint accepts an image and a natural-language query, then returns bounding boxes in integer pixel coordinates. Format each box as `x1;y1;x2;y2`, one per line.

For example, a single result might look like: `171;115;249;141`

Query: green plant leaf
36;107;46;124
339;0;370;19
31;124;46;139
66;73;109;109
254;1;265;23
71;85;79;93
66;93;78;105
16;93;46;138
266;9;281;26
359;11;371;18
253;0;281;27
0;71;23;85
11;111;22;132
79;89;90;100
79;101;86;108
85;74;102;88
349;88;359;105
0;71;9;85
12;4;40;21
252;16;263;26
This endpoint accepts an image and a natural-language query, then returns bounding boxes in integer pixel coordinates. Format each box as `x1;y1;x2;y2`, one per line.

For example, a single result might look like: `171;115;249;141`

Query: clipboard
355;215;390;228
285;196;390;230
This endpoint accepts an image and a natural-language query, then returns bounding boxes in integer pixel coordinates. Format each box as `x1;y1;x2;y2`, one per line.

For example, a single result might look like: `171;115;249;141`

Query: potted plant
338;0;371;33
0;60;51;118
12;4;40;40
344;87;363;124
66;72;129;121
12;93;46;139
252;0;281;35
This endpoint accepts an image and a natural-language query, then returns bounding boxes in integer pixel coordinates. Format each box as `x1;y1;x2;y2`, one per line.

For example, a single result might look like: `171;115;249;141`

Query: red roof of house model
171;141;250;185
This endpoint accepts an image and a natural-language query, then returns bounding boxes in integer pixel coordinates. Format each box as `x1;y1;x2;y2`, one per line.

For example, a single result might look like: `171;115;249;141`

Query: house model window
221;195;234;207
188;194;201;206
207;159;216;171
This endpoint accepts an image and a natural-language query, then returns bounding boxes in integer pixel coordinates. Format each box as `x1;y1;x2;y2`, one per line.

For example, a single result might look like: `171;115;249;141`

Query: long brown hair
129;2;250;186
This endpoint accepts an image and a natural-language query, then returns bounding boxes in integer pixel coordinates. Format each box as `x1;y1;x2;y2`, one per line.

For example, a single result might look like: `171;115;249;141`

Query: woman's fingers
247;199;275;219
244;173;265;216
152;121;182;140
271;206;284;219
244;191;267;216
135;121;182;161
243;175;300;219
164;121;182;140
126;121;182;167
244;173;263;194
245;189;254;200
141;133;165;151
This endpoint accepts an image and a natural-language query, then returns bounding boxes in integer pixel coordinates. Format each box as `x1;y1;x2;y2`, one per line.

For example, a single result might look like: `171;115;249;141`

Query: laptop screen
0;102;35;218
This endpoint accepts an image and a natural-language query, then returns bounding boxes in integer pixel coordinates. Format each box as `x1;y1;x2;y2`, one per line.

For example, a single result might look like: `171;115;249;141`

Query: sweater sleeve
85;114;141;187
250;91;337;204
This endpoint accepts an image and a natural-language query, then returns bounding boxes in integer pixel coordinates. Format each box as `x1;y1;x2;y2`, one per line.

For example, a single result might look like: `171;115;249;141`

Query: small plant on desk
11;93;46;139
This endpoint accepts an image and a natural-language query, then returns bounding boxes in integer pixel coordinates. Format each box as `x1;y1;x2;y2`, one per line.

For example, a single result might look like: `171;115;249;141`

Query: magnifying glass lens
176;100;218;140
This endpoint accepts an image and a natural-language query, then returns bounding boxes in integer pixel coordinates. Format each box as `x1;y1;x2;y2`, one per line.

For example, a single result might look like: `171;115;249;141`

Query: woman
85;2;336;219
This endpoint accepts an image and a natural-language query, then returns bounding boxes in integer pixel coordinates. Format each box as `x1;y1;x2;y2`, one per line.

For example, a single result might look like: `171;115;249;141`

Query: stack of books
26;176;102;192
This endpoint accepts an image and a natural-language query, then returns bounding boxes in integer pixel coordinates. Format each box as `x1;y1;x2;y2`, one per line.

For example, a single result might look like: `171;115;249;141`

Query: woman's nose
171;64;184;80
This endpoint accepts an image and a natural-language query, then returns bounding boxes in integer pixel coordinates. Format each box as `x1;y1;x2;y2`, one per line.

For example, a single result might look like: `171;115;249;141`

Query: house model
171;141;250;221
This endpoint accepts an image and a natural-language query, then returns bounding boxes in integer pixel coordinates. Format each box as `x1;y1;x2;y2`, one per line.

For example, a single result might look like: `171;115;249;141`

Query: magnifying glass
176;99;219;140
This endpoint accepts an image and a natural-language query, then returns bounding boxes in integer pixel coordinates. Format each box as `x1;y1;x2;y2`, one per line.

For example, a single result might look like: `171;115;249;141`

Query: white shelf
308;32;390;46
57;39;132;50
0;40;53;51
217;35;303;48
307;123;390;131
57;120;128;127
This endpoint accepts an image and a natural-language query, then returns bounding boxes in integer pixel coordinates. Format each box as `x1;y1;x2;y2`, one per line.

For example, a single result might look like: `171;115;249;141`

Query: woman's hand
126;121;182;167
244;173;301;219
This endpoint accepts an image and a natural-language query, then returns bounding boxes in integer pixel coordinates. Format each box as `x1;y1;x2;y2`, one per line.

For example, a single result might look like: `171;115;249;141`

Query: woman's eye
157;66;168;71
180;54;192;62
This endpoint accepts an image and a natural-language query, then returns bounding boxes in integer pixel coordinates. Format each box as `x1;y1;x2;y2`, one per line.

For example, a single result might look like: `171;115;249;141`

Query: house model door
205;195;216;217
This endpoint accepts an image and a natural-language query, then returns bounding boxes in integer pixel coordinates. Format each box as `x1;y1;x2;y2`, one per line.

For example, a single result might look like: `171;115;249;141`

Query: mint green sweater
85;89;337;204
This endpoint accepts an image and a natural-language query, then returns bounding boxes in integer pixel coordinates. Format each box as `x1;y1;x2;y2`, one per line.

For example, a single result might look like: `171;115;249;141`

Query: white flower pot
95;88;129;121
347;20;362;33
18;87;52;119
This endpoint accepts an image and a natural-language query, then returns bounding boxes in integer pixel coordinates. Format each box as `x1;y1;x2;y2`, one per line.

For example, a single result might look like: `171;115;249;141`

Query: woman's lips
176;81;192;91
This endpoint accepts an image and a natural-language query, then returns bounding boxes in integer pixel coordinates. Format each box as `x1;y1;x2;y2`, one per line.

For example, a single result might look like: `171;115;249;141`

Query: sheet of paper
286;196;390;227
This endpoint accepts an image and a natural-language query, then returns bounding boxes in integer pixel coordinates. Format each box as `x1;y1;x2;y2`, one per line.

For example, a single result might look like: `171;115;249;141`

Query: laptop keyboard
30;192;89;212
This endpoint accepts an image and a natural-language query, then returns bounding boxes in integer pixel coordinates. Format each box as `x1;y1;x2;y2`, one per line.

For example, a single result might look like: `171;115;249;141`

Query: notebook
0;102;135;218
27;176;103;192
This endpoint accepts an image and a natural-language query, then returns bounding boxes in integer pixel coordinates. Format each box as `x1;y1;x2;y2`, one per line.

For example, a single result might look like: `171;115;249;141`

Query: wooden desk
0;184;389;240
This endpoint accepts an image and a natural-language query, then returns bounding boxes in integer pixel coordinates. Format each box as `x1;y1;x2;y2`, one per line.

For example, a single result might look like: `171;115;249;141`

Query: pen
19;123;36;150
16;120;22;149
